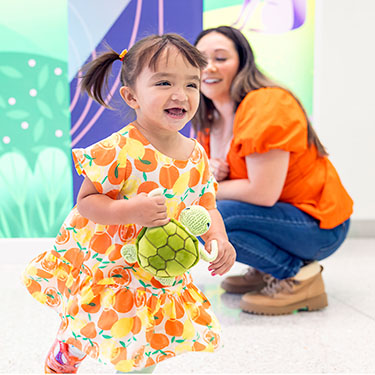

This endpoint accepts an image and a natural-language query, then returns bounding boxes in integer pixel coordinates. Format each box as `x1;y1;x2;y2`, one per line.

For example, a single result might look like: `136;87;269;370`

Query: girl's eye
216;57;227;62
187;83;198;89
156;81;171;86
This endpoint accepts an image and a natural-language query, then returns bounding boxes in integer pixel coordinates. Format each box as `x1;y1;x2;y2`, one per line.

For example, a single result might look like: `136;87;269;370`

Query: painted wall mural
0;0;72;238
0;0;313;238
69;0;203;202
0;0;203;238
204;0;314;116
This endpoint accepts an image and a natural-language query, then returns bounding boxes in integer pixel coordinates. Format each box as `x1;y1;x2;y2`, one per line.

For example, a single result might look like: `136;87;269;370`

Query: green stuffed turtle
121;188;218;286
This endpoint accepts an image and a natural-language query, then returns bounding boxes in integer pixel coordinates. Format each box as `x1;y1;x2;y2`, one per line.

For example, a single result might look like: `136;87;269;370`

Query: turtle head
179;205;211;236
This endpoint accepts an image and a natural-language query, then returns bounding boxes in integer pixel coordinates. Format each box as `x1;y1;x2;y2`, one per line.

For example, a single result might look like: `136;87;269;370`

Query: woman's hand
206;239;236;276
215;150;290;205
210;158;229;181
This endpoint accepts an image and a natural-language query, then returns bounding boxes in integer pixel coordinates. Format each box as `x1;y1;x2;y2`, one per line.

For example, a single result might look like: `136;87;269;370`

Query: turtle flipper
121;244;138;264
148;188;164;197
154;276;175;286
199;240;218;262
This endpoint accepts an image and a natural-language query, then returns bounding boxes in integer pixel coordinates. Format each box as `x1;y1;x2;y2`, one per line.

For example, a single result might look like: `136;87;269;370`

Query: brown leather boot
240;262;328;315
221;267;268;294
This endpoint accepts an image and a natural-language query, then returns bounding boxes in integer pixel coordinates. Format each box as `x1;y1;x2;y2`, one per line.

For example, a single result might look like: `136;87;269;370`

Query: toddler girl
23;33;236;373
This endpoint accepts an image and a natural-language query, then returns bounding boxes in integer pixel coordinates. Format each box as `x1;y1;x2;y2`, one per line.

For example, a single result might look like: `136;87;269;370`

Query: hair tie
119;49;128;61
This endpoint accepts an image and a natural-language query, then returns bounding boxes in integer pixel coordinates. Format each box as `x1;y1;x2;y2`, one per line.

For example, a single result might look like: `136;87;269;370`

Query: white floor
1;238;374;374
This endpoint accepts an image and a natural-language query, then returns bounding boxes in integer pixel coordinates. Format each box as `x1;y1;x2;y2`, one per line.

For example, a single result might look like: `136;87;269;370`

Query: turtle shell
135;219;199;278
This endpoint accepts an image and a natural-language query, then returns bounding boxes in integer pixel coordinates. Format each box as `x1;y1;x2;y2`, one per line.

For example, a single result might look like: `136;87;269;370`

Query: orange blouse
198;87;353;229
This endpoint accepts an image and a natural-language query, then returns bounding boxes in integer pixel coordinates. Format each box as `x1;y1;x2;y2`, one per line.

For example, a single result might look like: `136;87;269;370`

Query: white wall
313;0;375;229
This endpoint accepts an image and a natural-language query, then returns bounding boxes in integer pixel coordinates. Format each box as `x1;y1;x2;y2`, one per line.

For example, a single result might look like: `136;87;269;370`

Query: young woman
194;26;353;315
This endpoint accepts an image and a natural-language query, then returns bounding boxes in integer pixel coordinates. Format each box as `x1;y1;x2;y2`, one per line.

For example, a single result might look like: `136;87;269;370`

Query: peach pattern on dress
23;124;220;372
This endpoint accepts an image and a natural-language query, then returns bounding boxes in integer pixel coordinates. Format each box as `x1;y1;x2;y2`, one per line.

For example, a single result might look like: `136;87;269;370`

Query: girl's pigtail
80;49;120;108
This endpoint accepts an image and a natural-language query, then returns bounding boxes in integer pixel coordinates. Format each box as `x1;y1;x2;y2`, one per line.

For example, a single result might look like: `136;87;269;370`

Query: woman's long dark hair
193;26;327;157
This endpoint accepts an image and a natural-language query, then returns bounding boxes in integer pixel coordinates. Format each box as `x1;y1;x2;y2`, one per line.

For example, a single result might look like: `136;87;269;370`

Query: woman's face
196;32;240;103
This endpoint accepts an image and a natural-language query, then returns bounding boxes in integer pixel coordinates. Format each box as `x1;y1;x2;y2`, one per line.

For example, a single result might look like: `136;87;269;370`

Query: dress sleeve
197;146;217;211
232;87;308;157
196;128;210;158
72;132;129;197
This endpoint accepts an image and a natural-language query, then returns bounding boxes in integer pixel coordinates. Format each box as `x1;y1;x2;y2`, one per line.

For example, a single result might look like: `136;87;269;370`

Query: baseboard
347;219;375;238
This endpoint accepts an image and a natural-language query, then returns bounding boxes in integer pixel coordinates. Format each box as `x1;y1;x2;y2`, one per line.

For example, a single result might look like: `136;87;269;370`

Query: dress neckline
121;123;198;163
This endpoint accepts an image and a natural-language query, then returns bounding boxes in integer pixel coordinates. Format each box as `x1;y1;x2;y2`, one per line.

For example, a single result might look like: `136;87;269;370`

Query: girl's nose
171;88;187;101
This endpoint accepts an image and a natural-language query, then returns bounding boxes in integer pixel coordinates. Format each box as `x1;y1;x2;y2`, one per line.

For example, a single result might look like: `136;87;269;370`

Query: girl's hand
206;239;236;276
210;158;229;182
128;193;169;227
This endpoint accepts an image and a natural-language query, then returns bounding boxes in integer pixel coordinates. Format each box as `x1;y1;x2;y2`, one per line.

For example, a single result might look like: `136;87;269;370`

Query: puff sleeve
72;132;129;198
232;87;308;157
198;148;218;211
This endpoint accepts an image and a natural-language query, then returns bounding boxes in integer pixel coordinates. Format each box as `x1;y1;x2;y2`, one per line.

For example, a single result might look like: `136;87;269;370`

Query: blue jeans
217;200;350;279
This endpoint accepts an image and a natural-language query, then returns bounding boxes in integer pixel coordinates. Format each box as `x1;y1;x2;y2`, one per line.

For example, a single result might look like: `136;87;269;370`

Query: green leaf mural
38;64;50;90
36;98;54;119
0;148;72;238
5;110;30;120
0;53;71;169
0;53;72;238
0;1;70;238
0;152;33;237
33;118;45;143
0;66;23;78
55;80;66;105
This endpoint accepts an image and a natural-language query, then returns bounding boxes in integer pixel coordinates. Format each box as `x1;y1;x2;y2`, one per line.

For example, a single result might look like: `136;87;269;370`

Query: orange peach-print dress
23;124;220;372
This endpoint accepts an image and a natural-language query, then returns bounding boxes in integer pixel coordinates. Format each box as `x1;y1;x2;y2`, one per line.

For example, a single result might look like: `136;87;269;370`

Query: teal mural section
204;0;242;12
0;0;72;238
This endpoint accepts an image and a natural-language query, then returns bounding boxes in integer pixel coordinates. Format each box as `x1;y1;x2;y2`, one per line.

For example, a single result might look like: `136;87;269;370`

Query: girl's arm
201;208;236;276
217;149;289;206
77;177;169;227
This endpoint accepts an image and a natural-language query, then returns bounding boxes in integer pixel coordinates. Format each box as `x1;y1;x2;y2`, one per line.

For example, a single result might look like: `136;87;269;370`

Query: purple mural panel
233;0;306;33
69;0;203;202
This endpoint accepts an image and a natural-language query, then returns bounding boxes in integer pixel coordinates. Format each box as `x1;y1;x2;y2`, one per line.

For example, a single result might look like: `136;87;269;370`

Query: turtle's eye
207;222;211;228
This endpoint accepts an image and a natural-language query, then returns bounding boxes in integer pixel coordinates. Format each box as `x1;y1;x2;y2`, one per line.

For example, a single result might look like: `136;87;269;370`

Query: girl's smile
121;47;201;136
164;107;187;119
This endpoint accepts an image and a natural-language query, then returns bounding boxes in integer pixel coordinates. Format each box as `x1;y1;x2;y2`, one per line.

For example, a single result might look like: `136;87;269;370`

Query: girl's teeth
167;108;185;115
166;108;185;117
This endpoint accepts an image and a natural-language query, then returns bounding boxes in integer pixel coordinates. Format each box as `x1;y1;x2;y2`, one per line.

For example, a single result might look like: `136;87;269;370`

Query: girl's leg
217;200;350;279
45;337;156;374
44;338;86;374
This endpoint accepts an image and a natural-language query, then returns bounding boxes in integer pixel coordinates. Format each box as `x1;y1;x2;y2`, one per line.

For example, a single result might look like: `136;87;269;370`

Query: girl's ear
120;86;139;109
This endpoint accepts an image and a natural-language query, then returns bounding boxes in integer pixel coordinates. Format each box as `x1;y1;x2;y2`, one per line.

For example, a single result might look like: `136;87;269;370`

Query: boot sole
240;293;328;315
221;281;266;294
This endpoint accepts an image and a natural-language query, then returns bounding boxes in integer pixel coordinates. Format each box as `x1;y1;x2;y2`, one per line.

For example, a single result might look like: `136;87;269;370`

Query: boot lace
261;275;297;297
